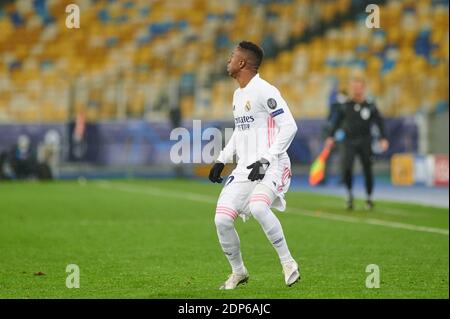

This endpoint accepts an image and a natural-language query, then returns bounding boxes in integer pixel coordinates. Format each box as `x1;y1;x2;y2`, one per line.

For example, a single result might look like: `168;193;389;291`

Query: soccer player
208;41;300;290
325;76;389;210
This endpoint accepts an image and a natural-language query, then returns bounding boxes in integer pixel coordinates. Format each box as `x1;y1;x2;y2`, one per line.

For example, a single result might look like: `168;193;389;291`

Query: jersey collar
239;73;260;91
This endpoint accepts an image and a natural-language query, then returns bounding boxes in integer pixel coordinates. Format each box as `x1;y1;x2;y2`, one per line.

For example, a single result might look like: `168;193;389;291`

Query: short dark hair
238;41;264;70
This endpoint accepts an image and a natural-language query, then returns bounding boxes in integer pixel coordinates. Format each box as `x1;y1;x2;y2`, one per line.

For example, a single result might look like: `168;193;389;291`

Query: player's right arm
209;129;236;183
216;129;237;164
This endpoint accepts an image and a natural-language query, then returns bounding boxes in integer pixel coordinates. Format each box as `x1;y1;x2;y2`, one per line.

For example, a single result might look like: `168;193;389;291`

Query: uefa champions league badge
267;98;277;109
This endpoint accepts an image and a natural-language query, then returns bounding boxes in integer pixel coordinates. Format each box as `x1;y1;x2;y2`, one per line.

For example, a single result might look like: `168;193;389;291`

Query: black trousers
342;137;373;196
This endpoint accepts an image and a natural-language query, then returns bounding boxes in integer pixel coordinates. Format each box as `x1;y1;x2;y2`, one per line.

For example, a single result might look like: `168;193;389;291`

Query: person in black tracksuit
325;78;389;210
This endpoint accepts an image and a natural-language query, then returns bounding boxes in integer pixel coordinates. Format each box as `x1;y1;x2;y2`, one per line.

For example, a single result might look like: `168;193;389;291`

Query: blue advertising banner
0;123;67;156
0;117;418;166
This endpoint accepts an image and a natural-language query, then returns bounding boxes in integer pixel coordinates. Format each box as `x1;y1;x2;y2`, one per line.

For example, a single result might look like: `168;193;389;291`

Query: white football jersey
217;74;298;177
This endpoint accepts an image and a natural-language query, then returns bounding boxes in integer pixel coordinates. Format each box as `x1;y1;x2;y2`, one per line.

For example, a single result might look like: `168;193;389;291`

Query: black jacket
328;98;386;140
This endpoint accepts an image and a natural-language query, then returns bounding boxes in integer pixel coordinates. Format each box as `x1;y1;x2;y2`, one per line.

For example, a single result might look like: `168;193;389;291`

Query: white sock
249;200;293;264
214;213;246;274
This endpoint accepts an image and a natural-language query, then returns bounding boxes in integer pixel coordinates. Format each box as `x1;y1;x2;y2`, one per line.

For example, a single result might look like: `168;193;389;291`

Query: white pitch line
94;181;449;236
300;200;411;217
286;209;449;235
96;180;216;204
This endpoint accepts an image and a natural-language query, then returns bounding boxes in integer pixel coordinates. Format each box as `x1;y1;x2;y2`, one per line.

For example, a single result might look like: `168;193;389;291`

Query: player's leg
214;179;251;289
248;183;299;286
359;140;374;209
214;211;249;289
214;211;244;272
342;141;356;209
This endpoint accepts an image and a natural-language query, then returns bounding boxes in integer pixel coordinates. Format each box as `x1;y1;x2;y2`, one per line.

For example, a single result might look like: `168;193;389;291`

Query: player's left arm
260;87;298;164
246;88;297;181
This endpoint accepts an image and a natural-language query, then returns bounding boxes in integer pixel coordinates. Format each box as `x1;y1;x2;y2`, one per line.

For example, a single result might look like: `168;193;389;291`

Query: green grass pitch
0;179;448;298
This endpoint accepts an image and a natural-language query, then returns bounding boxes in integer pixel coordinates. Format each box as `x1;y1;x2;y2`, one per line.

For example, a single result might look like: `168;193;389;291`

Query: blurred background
0;0;448;203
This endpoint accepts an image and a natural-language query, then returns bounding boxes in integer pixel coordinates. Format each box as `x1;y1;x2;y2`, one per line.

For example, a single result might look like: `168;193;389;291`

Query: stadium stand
0;0;448;123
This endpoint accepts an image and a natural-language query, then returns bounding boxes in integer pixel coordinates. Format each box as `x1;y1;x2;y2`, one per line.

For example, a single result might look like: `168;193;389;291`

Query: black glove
209;162;225;183
247;158;270;181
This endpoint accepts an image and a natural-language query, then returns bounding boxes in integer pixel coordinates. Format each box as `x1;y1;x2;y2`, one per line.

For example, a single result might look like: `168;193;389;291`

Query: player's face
227;47;244;78
350;80;365;99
